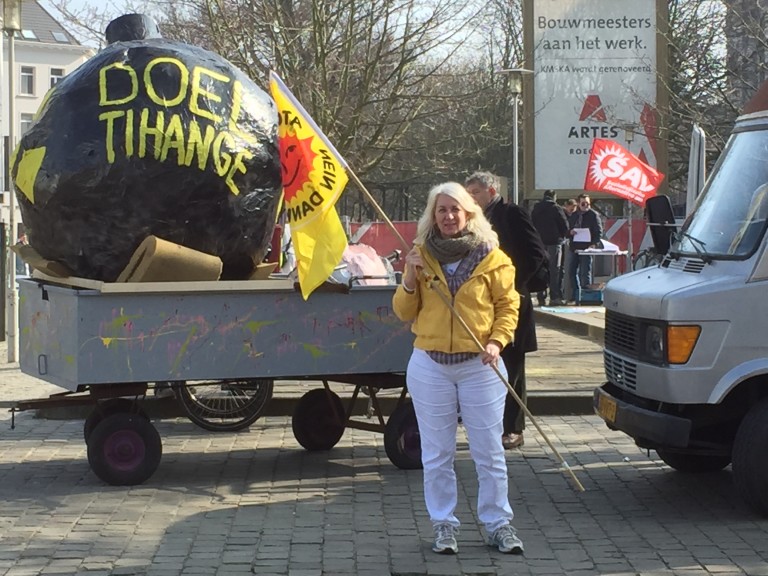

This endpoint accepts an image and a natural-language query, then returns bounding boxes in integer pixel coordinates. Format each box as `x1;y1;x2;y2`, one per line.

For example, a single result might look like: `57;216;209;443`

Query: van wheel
732;398;768;516
656;449;731;473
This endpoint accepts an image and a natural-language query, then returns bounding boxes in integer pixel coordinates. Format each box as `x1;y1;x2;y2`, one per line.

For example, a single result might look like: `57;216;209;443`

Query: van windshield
676;129;768;259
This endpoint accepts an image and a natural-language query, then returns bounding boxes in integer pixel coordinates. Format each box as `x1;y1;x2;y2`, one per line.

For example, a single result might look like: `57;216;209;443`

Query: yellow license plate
597;394;617;424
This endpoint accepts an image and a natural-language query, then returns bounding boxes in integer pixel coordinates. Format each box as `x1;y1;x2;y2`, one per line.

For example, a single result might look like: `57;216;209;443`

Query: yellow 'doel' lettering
15;147;46;203
227;80;257;146
139;108;165;159
144;57;190;108
190;66;229;124
160;113;187;165
99;62;139;106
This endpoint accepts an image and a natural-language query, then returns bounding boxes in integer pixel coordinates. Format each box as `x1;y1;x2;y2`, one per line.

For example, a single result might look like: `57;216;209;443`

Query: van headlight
644;325;665;363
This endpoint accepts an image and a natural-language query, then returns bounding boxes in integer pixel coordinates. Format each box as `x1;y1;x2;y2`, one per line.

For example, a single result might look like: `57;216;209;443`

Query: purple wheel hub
103;429;145;471
400;417;421;459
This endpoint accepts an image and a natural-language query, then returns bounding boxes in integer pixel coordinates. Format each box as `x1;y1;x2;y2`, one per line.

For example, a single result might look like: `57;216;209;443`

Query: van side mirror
645;195;677;256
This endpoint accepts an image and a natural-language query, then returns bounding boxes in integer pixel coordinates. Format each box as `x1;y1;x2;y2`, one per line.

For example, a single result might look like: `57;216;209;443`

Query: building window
20;113;34;135
20;29;38;40
50;68;64;88
20;66;34;95
52;31;69;43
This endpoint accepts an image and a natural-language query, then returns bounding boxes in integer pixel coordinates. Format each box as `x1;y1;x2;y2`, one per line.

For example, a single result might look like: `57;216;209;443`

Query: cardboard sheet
116;236;223;282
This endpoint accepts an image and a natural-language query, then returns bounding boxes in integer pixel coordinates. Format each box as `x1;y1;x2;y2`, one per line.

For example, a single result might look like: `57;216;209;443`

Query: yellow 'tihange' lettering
160;113;187;165
139;108;165;159
212;131;234;176
99;109;125;163
185;119;216;170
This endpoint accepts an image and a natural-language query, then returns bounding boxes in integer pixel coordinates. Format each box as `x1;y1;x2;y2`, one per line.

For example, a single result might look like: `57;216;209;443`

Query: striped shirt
427;242;492;365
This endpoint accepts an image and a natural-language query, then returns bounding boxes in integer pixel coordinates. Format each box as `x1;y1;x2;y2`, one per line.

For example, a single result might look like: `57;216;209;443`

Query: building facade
1;0;93;217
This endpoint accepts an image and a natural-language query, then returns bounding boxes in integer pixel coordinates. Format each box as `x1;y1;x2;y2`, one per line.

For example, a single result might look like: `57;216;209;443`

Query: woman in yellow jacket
393;182;523;556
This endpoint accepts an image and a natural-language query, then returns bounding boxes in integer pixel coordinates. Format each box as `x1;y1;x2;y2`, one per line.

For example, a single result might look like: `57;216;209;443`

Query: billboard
525;0;663;193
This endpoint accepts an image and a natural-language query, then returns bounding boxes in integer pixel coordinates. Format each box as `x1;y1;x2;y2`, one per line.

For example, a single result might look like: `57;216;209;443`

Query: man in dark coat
465;171;548;449
567;193;603;302
531;190;570;306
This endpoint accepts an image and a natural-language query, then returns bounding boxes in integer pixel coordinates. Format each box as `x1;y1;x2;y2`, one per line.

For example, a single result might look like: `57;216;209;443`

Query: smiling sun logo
279;132;316;203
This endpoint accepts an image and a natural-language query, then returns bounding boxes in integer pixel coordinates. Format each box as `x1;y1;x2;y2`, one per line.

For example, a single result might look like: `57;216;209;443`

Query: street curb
534;309;605;344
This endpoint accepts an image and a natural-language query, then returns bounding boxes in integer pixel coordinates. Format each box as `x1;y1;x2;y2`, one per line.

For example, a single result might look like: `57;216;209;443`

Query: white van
594;107;768;516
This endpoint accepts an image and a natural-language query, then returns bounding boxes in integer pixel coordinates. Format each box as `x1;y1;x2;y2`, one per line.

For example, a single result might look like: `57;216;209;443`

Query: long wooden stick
346;170;586;492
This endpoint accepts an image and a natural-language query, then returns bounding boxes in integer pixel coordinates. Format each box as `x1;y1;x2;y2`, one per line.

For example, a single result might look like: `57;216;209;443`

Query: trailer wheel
84;398;148;443
292;389;346;451
656;449;731;473
384;400;422;470
87;413;162;486
732;397;768;516
174;379;273;432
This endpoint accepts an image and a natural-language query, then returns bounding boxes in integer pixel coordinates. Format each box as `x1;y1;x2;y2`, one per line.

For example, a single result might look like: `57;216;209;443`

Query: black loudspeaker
645;195;677;256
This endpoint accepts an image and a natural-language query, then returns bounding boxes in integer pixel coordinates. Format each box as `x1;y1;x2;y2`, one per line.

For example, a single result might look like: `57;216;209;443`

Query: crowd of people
532;190;604;306
392;175;605;556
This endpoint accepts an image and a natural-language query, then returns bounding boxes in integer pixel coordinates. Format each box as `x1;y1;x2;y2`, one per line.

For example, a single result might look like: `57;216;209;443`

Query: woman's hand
482;340;502;365
402;246;423;291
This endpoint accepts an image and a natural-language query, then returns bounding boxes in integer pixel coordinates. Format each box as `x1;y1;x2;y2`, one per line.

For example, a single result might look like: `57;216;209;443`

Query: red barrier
349;219;650;271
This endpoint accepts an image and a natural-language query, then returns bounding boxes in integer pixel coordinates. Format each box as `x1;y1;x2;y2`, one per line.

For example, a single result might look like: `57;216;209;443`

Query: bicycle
632;247;664;270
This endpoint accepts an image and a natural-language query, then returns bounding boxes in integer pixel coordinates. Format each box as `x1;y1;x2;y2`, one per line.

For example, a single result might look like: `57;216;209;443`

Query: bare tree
660;0;733;204
48;0;751;217
41;0;159;47
153;0;497;219
724;0;768;108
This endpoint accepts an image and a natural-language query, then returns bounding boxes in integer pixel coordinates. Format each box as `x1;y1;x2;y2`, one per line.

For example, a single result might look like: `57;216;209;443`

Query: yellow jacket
392;245;519;353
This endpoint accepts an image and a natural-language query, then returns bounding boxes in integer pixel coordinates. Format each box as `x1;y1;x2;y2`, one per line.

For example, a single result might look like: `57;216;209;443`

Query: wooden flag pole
346;170;586;492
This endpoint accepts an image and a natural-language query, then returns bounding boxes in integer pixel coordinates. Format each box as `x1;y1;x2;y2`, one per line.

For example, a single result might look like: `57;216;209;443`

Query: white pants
407;349;514;533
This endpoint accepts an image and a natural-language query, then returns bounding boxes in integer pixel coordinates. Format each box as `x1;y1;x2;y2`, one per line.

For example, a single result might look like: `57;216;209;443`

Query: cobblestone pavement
2;410;767;576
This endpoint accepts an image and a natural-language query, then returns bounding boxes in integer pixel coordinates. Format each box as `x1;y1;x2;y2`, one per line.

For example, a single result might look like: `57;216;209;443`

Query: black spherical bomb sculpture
12;14;282;281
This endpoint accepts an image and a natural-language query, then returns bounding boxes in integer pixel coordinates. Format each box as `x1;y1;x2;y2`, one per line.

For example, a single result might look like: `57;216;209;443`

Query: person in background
392;181;524;556
465;172;548;451
567;193;603;303
531;190;569;306
562;199;579;299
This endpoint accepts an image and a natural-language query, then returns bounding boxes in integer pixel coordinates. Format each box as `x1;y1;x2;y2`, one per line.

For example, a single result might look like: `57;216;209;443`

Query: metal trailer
13;277;421;485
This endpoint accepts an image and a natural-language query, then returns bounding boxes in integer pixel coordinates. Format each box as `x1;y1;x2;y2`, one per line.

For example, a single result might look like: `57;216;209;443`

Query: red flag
584;138;664;206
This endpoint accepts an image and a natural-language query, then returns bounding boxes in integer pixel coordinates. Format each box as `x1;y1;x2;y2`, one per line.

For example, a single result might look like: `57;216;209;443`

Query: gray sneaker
488;524;524;554
432;523;459;554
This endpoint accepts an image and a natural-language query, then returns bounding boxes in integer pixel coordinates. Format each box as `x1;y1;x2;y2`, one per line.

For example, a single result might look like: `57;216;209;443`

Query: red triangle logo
579;95;606;122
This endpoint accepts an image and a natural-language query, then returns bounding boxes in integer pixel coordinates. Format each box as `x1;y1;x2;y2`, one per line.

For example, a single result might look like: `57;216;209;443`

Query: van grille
604;350;637;390
604;311;640;356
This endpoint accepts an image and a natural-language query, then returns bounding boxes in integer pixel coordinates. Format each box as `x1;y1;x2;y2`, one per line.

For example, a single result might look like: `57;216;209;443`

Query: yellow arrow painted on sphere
15;146;46;203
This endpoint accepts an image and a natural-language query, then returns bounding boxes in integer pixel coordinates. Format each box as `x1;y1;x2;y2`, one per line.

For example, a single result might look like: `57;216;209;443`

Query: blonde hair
414;182;498;247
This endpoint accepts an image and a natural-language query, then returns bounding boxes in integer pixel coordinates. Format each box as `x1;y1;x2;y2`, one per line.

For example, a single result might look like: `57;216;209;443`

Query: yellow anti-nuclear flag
269;71;349;299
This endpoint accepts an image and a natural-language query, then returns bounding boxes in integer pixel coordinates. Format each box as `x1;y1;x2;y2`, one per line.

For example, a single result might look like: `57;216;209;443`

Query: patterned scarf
424;228;482;264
